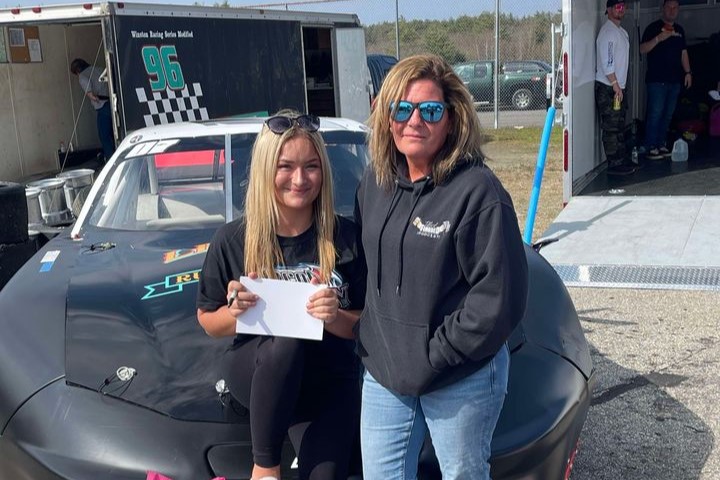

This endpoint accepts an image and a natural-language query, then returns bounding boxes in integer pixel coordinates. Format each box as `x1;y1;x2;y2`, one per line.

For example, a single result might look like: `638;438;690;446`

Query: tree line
365;11;562;64
198;3;562;65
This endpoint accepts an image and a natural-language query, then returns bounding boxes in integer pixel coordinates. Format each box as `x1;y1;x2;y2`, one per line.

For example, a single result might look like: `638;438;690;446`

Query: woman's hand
307;279;339;325
227;273;259;318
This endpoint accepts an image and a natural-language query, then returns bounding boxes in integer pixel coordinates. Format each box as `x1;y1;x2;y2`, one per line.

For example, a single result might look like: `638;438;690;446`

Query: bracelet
655;36;659;44
685;71;692;75
610;80;618;85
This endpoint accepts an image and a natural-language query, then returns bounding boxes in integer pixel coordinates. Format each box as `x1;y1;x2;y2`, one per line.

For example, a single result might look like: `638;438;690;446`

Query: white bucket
56;168;95;211
26;178;72;226
25;186;44;227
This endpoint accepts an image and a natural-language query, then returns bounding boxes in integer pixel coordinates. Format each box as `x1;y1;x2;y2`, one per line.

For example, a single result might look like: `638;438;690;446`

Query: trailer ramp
538;196;720;291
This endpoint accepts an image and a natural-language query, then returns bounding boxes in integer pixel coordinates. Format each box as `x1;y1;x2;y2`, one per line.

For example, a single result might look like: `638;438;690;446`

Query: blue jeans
96;102;115;161
360;344;510;480
644;82;681;149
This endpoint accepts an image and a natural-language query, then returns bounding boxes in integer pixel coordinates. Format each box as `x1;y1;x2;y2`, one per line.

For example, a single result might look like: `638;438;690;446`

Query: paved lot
567;287;719;480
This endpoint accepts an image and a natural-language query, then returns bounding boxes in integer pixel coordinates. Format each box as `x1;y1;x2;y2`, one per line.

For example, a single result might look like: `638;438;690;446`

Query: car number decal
125;139;179;158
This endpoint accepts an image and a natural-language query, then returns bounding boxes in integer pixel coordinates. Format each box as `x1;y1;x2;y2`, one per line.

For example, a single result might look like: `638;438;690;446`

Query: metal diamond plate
552;264;720;291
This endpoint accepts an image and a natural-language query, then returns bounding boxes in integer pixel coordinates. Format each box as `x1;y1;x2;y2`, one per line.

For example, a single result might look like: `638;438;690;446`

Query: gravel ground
567;287;719;480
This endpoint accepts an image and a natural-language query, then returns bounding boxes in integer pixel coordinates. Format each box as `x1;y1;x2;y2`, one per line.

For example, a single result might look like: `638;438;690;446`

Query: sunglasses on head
265;114;320;134
390;101;448;123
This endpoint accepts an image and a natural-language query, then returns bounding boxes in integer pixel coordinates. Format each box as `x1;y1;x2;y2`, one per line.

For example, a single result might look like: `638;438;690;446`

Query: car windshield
85;130;368;231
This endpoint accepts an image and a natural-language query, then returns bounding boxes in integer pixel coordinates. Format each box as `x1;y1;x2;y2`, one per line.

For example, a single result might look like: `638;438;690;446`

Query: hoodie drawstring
376;181;402;297
395;180;427;296
376;177;430;297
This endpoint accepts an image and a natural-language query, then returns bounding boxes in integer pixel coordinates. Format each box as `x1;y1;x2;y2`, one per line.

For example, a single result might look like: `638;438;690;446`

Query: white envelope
235;276;325;341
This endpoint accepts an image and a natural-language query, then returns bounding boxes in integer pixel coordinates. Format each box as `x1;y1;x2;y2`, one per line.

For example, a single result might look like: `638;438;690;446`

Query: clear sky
2;0;560;26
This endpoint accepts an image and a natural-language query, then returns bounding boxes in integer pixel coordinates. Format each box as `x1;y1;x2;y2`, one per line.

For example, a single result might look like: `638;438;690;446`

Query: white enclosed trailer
540;0;720;290
0;2;371;183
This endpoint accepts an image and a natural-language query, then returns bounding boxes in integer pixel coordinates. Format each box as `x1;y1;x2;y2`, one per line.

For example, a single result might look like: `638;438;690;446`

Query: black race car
0;117;594;480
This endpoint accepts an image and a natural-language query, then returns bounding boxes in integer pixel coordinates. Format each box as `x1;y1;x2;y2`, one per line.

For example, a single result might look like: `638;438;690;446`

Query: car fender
0;233;78;433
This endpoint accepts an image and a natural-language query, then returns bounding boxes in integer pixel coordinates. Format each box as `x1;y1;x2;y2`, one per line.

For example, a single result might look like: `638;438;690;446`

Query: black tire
511;88;533;110
0;239;38;292
0;182;29;244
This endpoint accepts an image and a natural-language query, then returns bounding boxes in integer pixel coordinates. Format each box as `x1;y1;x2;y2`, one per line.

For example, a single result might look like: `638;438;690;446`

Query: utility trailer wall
0;24;103;182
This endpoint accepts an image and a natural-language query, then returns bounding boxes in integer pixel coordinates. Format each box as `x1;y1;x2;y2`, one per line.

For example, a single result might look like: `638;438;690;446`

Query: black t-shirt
642;19;687;84
197;215;366;375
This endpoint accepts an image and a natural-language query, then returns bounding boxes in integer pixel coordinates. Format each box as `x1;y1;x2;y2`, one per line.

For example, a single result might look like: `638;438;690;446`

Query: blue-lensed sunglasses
390;100;448;123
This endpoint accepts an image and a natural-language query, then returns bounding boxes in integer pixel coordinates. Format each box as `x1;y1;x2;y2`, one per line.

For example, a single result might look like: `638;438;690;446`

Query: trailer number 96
142;45;186;91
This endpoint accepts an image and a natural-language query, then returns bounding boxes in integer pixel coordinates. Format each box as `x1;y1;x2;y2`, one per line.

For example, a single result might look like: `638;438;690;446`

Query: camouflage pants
595;81;628;167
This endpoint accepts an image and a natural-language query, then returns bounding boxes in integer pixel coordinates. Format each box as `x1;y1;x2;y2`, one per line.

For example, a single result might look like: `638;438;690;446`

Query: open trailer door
561;0;604;201
332;27;371;123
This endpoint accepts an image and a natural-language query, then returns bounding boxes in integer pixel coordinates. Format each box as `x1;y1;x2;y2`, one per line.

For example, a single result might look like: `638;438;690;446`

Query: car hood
64;228;234;422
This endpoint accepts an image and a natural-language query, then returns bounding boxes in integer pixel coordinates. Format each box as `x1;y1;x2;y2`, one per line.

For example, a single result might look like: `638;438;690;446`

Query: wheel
511;88;533;110
0;181;29;244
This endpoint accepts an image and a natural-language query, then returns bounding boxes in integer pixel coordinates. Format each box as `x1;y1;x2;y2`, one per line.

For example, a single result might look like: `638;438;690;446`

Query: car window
473;63;488;78
453;64;473;81
85;131;368;231
86;136;227;231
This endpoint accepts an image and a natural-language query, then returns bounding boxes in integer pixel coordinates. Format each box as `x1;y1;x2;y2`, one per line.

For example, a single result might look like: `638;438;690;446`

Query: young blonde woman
197;111;366;480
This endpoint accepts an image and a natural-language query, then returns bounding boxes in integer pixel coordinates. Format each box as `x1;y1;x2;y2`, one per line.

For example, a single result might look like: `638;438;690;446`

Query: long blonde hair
367;54;485;189
243;112;336;282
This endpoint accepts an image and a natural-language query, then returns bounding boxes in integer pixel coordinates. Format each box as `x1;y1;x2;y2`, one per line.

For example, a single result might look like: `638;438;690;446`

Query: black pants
595;81;628;167
224;335;360;480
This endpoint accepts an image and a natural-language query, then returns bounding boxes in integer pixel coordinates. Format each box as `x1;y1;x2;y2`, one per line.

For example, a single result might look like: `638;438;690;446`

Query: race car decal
163;243;209;263
142;268;201;300
125;139;179;158
39;250;60;273
135;44;210;127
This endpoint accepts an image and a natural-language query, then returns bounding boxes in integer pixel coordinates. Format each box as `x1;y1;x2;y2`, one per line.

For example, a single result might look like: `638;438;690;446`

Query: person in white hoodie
595;0;634;175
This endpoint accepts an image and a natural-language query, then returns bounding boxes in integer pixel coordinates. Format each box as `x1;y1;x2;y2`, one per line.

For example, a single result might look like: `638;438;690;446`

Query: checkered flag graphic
135;83;210;127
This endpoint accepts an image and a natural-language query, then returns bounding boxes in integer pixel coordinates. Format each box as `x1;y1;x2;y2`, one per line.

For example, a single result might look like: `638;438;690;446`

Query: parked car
505;60;553;74
366;53;398;104
0;116;594;480
453;60;551;110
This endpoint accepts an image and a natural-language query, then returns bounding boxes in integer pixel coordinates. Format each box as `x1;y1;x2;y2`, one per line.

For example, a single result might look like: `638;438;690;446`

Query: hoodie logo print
412;217;451;238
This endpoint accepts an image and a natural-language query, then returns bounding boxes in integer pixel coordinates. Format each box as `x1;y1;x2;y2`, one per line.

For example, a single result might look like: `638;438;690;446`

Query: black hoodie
354;157;528;396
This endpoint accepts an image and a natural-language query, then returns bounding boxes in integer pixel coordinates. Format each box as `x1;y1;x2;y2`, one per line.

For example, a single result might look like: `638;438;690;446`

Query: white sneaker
709;90;720;101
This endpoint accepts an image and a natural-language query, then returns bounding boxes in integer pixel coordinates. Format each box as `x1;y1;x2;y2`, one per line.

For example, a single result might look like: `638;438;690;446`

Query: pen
227;289;238;308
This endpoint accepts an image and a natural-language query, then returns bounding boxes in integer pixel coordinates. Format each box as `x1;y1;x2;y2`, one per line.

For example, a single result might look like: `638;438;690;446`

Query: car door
455;62;492;107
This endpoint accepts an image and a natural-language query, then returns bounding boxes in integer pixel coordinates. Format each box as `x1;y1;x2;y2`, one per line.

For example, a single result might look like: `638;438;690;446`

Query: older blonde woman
355;55;528;479
197;111;366;480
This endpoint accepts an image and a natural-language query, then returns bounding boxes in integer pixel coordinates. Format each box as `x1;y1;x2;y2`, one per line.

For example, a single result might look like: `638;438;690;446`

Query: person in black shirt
197;111;366;480
639;0;692;159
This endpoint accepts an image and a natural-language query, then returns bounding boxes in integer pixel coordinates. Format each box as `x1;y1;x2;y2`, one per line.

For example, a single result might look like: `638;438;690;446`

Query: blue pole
523;105;556;245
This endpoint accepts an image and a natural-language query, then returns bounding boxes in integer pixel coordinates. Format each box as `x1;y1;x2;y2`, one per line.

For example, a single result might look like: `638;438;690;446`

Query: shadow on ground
571;308;714;480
